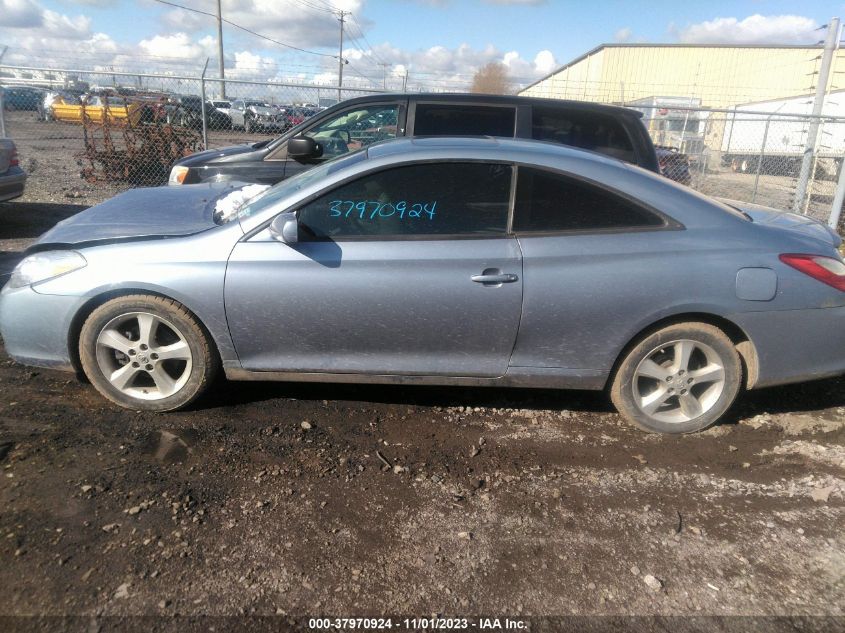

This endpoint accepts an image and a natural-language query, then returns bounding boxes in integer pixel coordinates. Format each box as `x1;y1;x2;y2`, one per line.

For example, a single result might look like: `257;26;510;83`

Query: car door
266;100;406;181
225;160;523;377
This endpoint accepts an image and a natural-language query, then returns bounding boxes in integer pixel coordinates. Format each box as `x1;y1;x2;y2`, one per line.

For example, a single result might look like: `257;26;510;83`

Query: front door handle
471;269;519;285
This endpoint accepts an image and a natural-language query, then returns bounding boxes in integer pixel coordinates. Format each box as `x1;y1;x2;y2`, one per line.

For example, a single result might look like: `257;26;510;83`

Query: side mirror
288;136;323;160
269;212;299;244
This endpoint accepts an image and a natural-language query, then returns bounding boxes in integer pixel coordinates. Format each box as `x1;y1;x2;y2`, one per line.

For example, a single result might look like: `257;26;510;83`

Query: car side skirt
223;362;609;390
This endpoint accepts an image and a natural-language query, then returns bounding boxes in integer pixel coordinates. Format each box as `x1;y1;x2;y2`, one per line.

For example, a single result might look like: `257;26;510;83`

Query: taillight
780;254;845;292
10;149;19;167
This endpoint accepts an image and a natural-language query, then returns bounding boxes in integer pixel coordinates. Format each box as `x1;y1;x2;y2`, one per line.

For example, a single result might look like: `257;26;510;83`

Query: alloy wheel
94;311;193;401
632;339;726;424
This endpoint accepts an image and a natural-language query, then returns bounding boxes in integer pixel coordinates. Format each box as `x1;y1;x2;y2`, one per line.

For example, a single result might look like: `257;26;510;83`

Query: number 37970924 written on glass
328;200;437;221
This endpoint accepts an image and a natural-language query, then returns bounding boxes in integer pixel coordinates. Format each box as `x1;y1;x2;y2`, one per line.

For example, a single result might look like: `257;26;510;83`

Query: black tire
79;295;218;412
610;323;742;434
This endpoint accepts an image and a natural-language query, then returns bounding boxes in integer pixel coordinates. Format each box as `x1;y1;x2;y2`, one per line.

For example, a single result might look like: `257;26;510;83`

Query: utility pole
793;17;840;213
337;10;349;102
216;0;226;99
380;63;390;90
402;69;408;92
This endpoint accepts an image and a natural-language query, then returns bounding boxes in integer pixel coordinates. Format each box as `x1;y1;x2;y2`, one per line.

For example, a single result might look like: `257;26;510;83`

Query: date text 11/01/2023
328;200;438;220
307;618;527;630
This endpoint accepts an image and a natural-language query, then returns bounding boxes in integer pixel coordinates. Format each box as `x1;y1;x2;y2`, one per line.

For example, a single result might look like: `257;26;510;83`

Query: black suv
168;93;658;185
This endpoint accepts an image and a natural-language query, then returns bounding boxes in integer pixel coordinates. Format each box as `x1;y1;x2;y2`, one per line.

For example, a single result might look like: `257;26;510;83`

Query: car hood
176;142;269;166
34;182;244;248
717;198;842;249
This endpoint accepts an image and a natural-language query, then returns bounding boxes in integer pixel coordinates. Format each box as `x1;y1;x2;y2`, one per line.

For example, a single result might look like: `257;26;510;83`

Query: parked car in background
169;93;659;186
285;107;317;128
1;86;44;111
0;139;26;202
228;99;288;133
5;137;845;435
655;146;692;185
212;100;232;118
166;95;232;131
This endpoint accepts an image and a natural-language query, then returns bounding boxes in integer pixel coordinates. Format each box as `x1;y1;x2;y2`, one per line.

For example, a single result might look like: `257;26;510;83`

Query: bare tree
470;62;510;95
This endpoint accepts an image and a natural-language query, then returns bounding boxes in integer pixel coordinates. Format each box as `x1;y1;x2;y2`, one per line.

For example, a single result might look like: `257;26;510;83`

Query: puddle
142;429;198;463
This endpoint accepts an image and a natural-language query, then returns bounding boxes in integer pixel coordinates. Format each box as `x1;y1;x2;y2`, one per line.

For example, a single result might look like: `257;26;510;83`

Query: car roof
339;92;644;119
366;135;626;169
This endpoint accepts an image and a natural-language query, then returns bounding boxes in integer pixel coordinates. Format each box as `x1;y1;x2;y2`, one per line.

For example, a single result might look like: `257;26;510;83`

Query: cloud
614;27;632;43
677;14;820;45
61;0;117;6
137;32;217;60
1;0;44;28
0;0;556;93
157;0;365;51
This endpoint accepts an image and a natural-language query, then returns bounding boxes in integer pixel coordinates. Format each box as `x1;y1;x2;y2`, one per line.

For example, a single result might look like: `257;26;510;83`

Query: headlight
169;165;189;185
8;251;87;289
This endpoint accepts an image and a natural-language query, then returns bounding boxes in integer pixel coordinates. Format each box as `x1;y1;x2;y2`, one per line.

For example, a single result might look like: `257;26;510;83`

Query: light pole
216;0;226;99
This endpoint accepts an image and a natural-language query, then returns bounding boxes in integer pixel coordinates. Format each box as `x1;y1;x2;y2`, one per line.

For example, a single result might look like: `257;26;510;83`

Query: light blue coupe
2;137;844;433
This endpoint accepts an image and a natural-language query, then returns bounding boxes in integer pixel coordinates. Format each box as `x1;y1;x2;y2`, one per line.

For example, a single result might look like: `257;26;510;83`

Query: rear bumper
0;167;26;202
733;306;845;388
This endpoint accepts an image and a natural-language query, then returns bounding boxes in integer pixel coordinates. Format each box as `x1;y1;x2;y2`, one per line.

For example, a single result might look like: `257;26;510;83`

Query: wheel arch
606;312;759;391
67;288;222;375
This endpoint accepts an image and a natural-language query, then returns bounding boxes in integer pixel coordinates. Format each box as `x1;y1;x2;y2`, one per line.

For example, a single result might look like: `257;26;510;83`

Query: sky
0;0;842;91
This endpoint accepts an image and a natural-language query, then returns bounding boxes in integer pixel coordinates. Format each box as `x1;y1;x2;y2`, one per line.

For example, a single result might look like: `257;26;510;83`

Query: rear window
413;104;516;137
532;106;636;163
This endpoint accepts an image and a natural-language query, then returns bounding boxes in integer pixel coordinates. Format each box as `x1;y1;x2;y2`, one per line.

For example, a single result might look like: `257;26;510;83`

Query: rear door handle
471;270;519;285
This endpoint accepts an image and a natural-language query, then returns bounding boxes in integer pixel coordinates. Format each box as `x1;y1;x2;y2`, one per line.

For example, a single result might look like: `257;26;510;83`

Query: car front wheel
79;295;218;411
610;323;742;434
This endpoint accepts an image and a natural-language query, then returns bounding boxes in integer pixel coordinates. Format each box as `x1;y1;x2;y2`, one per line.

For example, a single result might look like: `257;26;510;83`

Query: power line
290;0;336;15
152;0;337;58
348;15;389;67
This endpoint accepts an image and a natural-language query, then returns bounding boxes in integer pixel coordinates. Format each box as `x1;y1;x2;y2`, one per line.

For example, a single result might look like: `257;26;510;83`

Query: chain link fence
630;104;845;227
2;63;845;231
0;65;381;206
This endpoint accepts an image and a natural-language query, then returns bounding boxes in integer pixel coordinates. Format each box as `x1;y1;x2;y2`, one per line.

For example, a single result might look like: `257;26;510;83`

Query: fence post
0;46;8;139
828;155;845;231
793;18;840;213
200;58;209;151
751;116;772;203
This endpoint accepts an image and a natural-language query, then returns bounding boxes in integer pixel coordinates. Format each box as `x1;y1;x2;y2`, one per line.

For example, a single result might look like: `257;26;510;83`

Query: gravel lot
1;108;844;631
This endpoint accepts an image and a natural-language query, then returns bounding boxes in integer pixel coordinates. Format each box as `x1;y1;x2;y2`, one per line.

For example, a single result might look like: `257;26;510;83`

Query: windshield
246;101;269;108
220;148;369;225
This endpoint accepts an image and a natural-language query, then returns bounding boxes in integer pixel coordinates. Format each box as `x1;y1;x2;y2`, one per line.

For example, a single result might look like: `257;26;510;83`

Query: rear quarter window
532;106;636;164
514;167;665;233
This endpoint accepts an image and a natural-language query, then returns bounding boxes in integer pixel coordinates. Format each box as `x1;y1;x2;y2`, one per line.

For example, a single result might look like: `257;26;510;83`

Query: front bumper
0;284;85;371
0;167;27;202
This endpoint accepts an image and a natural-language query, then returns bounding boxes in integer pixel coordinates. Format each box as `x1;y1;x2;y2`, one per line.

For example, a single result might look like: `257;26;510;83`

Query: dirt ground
1;109;844;631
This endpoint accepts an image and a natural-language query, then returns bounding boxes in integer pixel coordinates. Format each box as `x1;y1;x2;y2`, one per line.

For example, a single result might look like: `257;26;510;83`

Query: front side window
305;104;400;159
413;104;516;137
513;167;664;233
532;107;636;163
297;162;512;239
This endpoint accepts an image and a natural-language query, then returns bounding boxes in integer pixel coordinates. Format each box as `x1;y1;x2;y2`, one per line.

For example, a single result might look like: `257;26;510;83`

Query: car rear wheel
79;295;218;412
610;323;741;434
